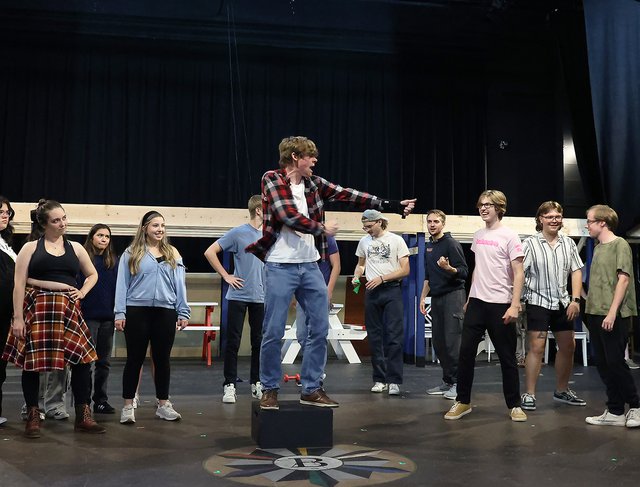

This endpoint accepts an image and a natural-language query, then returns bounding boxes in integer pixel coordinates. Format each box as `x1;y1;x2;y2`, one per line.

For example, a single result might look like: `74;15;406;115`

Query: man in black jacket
420;209;468;400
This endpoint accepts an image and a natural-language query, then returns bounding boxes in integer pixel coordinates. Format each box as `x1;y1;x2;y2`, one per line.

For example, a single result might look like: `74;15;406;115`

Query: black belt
379;280;401;288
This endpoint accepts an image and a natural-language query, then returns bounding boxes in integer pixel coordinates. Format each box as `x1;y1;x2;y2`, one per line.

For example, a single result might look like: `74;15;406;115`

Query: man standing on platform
520;201;586;412
420;209;468;401
353;210;410;396
247;136;415;410
204;195;265;404
583;205;640;428
444;190;527;422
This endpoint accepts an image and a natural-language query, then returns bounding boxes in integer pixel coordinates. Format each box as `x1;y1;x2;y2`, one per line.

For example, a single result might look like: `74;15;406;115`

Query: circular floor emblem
203;444;415;486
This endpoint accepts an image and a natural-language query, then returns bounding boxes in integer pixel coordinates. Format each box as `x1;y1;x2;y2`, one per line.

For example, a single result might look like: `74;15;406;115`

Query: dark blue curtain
583;0;640;232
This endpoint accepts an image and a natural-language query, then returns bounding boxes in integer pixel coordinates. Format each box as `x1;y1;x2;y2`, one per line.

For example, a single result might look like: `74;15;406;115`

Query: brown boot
24;406;41;439
74;404;106;434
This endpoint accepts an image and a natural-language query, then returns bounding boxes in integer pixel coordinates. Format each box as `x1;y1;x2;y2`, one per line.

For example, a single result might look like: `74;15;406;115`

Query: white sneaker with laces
156;400;182;421
585;409;625;426
251;382;263;400
223;384;237;404
626;408;640;428
120;405;135;424
388;384;400;396
132;393;140;409
371;382;388;393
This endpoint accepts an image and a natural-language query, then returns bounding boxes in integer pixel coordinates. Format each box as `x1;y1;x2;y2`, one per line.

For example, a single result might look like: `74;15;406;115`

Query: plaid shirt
246;168;390;261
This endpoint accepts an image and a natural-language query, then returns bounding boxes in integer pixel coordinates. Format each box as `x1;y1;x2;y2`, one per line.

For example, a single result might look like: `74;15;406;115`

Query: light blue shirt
217;224;265;303
114;249;191;320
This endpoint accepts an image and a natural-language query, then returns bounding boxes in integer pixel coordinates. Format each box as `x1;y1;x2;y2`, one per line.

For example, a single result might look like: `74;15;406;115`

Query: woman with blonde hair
115;211;190;424
2;199;104;437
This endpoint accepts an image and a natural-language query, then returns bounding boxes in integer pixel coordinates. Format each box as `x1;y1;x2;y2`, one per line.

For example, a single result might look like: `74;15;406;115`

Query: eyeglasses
477;203;495;209
586;219;601;225
541;215;563;221
362;221;380;230
0;210;12;217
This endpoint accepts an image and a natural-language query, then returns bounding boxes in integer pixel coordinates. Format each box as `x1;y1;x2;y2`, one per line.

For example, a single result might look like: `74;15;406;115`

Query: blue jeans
261;262;328;395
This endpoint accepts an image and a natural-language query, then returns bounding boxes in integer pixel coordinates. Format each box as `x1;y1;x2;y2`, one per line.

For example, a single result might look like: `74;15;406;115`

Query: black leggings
122;306;177;401
22;363;91;408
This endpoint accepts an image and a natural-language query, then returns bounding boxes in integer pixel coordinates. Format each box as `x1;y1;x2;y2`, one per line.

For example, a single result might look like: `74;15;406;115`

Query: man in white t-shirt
247;136;416;410
352;210;410;396
444;190;527;422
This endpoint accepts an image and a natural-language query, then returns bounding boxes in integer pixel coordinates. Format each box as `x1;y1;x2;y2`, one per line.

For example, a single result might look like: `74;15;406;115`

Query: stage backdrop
583;0;640;232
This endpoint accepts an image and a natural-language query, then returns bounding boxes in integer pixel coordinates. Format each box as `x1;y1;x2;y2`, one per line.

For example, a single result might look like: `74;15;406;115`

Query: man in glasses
520;201;585;412
352;209;410;396
445;190;527;422
583;205;639;427
419;209;468;400
247;136;416;410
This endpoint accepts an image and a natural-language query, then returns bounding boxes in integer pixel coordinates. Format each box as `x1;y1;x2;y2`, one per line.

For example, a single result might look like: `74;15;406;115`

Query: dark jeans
585;314;639;415
457;298;520;408
223;300;264;386
86;319;115;405
22;363;91;407
365;283;404;384
122;306;177;401
431;288;465;385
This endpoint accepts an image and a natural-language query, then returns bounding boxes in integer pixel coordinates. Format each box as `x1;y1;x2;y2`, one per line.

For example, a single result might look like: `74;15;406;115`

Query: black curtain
583;0;640;232
0;30;561;217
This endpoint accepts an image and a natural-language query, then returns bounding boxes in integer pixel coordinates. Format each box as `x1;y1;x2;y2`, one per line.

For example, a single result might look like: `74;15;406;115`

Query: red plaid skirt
2;287;97;371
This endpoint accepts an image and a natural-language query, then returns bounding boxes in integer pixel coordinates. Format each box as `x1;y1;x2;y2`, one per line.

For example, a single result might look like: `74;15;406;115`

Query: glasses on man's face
541;215;563;221
363;221;379;230
0;210;12;217
586;219;601;225
477;203;494;209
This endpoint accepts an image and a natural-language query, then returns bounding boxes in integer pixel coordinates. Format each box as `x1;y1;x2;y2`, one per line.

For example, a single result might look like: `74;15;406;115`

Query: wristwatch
572;297;580;303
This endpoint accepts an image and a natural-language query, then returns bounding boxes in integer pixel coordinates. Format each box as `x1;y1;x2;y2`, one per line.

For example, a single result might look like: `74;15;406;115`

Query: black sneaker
553;389;586;407
93;402;116;414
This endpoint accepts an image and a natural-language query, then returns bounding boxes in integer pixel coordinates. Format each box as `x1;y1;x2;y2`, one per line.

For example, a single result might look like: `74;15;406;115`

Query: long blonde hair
128;210;177;275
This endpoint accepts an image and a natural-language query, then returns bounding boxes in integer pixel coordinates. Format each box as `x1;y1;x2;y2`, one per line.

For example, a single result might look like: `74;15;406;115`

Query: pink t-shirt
469;225;524;304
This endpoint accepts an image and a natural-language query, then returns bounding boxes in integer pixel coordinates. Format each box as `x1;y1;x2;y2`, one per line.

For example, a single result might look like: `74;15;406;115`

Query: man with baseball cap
352;209;410;396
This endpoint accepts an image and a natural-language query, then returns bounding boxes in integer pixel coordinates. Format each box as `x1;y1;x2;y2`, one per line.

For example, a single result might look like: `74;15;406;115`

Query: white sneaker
585;409;626;426
626;408;640;428
120;405;135;424
156;400;182;421
388;384;400;396
0;416;7;425
371;382;388;393
251;382;263;400
132;393;140;409
223;384;237;404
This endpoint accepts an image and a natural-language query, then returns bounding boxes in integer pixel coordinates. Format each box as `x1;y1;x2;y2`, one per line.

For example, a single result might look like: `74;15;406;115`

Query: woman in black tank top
2;199;105;437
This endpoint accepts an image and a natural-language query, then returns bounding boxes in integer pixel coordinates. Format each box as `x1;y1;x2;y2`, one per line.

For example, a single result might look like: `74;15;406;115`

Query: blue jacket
114;248;190;321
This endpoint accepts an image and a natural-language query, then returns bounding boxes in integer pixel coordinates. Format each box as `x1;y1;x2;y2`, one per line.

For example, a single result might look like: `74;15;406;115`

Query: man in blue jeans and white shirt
204;195;265;404
247;136;416;410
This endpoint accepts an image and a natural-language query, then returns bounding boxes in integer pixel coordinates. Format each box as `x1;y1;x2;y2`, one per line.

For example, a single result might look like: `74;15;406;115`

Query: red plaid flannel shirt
246;169;386;261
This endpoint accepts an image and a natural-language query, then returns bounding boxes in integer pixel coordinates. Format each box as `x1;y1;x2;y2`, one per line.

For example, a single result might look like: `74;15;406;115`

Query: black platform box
251;401;333;449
